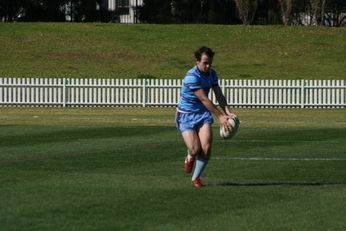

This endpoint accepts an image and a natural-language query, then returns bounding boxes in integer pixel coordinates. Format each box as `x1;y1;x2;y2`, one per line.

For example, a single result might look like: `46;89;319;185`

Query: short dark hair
194;46;215;61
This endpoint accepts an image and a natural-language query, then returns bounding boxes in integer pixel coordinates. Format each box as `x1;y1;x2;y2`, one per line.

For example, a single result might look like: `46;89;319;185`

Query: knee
188;145;202;157
201;144;211;156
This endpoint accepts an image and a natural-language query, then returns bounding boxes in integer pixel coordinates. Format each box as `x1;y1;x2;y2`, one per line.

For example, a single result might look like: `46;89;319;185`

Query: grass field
0;108;345;230
1;22;345;230
0;23;345;80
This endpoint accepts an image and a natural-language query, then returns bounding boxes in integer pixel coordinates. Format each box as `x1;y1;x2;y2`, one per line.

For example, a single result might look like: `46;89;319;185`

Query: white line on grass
214;157;346;161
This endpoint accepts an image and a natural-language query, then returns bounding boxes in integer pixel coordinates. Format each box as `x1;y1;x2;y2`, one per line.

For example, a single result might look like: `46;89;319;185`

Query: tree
1;0;68;22
170;0;203;23
277;0;293;25
207;0;239;24
0;0;25;21
234;0;258;25
139;0;172;23
324;0;346;26
78;0;97;21
255;0;281;25
310;0;327;25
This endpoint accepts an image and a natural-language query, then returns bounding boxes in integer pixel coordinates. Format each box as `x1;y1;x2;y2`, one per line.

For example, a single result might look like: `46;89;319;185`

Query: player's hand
224;107;236;117
218;114;230;128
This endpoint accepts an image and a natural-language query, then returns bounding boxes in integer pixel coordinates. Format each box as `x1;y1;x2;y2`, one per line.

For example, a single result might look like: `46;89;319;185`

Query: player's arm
212;85;233;116
193;89;229;127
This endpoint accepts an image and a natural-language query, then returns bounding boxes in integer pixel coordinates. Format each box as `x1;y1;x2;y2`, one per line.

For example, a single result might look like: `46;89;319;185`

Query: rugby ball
220;115;240;139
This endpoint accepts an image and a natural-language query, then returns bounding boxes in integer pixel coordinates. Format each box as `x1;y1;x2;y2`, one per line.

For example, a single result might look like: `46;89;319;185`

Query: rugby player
176;46;235;187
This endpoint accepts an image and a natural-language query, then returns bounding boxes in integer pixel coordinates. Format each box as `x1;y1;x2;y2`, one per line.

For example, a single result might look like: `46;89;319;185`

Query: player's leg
191;123;212;186
198;123;212;157
182;130;201;173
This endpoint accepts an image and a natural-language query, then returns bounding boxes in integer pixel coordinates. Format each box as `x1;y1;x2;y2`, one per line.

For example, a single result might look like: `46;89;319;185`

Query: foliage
0;0;109;22
139;0;172;23
0;0;344;25
234;0;259;24
277;0;293;25
0;0;66;21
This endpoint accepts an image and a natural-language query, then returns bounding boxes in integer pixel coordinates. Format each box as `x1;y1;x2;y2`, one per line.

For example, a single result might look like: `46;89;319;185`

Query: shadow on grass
216;182;346;187
0;126;170;148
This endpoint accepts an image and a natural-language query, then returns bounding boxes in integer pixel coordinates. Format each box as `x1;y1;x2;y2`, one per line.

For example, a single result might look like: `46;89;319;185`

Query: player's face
196;54;212;74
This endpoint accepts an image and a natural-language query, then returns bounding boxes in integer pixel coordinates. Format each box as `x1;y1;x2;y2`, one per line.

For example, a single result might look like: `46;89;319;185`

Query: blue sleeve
184;74;202;90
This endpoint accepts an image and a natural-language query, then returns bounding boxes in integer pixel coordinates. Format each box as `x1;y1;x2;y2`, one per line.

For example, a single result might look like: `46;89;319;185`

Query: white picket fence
0;77;345;108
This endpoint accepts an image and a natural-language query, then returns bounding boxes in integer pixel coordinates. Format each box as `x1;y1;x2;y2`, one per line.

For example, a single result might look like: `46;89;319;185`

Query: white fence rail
0;78;345;108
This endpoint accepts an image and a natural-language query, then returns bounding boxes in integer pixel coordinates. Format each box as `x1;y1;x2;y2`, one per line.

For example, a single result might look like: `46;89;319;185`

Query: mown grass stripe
214;157;346;161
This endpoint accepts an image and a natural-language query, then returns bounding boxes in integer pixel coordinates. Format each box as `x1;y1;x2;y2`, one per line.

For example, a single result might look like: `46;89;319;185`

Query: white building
63;0;143;23
107;0;143;23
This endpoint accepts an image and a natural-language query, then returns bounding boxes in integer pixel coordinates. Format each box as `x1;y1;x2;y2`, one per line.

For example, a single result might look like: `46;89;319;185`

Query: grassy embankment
0;23;345;80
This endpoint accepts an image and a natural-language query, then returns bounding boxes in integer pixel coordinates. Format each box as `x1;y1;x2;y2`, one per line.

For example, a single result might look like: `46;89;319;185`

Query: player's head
194;46;215;61
195;46;214;74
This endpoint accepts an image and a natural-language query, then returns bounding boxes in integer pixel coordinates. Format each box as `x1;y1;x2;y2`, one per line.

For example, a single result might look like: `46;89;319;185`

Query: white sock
192;154;209;181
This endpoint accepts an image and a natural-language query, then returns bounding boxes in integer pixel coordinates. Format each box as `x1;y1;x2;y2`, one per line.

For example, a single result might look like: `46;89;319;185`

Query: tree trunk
311;0;328;26
234;0;258;25
278;0;293;25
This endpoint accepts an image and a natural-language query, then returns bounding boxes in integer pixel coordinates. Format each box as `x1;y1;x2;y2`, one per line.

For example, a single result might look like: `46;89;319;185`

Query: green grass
0;23;345;79
0;108;346;230
1;22;345;230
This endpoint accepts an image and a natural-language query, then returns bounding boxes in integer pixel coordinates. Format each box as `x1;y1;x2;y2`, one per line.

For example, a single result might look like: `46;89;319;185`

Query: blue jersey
177;66;219;113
